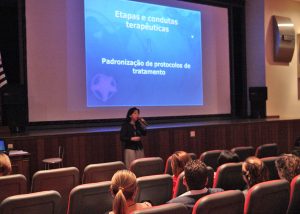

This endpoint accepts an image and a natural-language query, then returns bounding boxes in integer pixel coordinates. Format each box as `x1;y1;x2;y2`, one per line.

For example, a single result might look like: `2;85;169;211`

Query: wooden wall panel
3;119;300;180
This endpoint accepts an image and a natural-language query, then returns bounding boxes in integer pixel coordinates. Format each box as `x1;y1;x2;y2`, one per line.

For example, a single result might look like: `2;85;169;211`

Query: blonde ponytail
110;170;137;214
113;188;128;214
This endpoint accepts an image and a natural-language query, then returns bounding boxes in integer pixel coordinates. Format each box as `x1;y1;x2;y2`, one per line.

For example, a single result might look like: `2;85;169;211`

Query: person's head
0;153;12;176
183;159;208;191
292;137;300;157
110;170;137;214
217;150;240;166
126;107;140;123
171;151;192;177
242;156;269;189
294;137;300;147
275;154;300;183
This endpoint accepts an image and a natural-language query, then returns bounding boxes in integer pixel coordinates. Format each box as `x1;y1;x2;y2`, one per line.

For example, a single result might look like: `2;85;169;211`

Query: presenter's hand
131;136;141;141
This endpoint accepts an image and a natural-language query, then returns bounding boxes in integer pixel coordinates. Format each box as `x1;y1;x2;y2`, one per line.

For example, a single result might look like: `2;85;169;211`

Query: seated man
167;159;223;213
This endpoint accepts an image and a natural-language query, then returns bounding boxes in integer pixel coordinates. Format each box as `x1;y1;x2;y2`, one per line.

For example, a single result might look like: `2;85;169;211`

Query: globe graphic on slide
91;73;117;102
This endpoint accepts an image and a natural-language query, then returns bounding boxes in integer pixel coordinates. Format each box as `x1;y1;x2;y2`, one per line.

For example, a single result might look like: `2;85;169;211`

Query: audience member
242;156;269;195
291;137;300;157
275;154;300;183
109;170;151;214
217;150;240;167
171;151;192;197
167;159;223;213
0;153;12;176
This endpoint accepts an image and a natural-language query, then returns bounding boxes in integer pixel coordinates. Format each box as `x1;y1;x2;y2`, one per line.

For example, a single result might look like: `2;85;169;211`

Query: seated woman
242;156;269;195
0;153;12;176
109;170;151;214
275;154;300;183
171;151;192;197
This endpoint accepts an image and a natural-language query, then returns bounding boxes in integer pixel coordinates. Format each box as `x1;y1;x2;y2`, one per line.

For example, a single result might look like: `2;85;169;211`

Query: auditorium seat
287;175;300;214
173;166;214;197
255;143;278;158
0;190;62;214
206;166;215;188
31;167;79;214
261;156;280;180
82;161;126;184
231;146;255;161
192;190;245;214
164;156;173;175
136;174;172;205
67;181;112;214
213;162;246;191
130;157;164;177
189;153;197;160
133;203;188;214
173;171;186;197
244;180;290;214
0;174;27;203
199;150;222;171
164;152;197;175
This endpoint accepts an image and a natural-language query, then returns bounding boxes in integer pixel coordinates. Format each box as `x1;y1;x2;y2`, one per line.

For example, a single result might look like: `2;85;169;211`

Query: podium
9;150;30;180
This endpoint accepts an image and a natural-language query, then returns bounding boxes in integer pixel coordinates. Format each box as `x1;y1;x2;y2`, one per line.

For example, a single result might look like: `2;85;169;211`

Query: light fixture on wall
298;34;300;63
273;16;295;62
296;33;300;100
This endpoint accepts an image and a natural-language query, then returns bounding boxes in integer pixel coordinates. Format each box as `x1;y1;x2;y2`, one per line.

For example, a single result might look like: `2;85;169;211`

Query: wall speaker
249;87;268;118
2;85;27;133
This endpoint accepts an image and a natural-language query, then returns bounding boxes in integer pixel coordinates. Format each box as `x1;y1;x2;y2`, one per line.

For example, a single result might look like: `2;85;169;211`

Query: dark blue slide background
84;0;202;107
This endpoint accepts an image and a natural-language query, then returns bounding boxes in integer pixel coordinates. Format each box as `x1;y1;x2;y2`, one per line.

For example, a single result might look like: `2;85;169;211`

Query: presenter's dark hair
126;107;140;122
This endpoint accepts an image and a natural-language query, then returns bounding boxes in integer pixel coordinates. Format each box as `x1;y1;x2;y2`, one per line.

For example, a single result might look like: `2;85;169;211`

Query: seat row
1;176;299;214
0;154;282;205
163;143;278;173
198;143;278;171
173;156;281;197
0;171;173;214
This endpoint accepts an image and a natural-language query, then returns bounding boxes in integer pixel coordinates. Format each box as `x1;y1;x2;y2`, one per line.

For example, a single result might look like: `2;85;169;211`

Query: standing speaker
249;87;267;118
2;85;27;133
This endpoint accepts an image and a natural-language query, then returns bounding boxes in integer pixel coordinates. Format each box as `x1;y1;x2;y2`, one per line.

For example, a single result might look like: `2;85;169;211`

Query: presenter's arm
120;123;131;142
137;121;147;136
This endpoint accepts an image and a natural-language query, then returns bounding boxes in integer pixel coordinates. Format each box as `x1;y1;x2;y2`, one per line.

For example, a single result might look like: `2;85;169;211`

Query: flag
0;52;8;88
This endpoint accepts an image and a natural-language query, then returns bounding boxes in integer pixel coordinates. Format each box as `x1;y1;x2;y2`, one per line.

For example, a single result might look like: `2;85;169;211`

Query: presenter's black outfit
120;121;146;168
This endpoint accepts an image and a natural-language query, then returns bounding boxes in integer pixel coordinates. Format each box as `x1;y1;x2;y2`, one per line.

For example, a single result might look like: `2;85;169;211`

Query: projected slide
84;0;202;107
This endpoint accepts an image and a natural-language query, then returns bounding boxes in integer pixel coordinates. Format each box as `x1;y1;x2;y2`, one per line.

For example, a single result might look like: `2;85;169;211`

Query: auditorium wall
246;0;300;118
264;0;300;118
